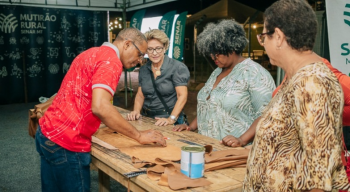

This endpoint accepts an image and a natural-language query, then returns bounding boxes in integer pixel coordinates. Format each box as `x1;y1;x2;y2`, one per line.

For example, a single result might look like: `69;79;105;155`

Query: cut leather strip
205;148;250;163
204;145;213;155
147;164;165;181
91;136;118;150
132;156;154;168
205;155;248;163
167;169;212;190
158;173;169;186
94;128;181;163
204;159;247;172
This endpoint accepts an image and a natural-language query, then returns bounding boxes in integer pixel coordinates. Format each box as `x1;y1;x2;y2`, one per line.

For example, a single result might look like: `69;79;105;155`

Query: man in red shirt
35;28;166;192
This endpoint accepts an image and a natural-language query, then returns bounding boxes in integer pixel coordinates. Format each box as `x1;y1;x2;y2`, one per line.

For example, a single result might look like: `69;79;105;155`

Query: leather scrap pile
93;128;250;190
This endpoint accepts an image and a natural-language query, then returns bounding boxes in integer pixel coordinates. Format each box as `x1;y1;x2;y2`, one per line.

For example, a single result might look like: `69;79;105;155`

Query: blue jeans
174;114;187;125
35;126;91;192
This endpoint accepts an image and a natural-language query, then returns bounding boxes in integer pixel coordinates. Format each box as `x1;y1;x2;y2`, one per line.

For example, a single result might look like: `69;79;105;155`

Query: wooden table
91;107;246;192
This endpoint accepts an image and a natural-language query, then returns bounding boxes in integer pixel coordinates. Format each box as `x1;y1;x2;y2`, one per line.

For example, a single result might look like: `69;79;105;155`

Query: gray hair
116;27;147;45
197;19;248;56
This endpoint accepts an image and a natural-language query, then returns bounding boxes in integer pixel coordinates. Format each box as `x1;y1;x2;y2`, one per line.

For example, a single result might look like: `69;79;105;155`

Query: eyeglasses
257;31;275;46
125;38;144;60
131;41;144;60
210;53;218;61
146;47;164;54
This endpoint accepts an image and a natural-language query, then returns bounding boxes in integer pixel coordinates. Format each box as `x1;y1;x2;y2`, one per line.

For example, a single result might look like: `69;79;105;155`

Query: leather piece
94;128;181;163
147;164;165;181
204;145;213;155
91;136;118;150
131;157;154;168
204;160;247;171
205;147;250;163
147;162;212;190
94;129;249;190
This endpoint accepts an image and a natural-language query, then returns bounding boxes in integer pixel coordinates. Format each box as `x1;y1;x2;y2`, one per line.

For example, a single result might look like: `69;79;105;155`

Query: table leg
98;169;110;192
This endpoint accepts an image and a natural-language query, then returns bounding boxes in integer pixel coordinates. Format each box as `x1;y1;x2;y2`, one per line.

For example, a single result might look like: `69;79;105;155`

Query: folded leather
204;159;247;171
94;128;181;164
147;160;212;190
94;128;250;190
205;148;250;163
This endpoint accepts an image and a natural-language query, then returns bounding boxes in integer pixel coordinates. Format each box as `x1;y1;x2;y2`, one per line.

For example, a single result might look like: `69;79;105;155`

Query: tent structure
184;0;265;82
0;0;177;11
186;0;263;25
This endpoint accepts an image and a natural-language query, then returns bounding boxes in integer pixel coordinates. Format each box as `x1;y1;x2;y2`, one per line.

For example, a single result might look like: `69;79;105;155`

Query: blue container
180;145;205;179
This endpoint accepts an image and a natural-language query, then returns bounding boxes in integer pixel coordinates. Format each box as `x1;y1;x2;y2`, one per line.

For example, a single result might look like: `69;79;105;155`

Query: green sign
172;11;187;61
130;9;146;30
158;10;176;39
159;10;176;55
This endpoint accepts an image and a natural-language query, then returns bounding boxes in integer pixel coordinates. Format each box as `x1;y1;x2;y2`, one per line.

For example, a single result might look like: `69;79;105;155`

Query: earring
277;46;281;50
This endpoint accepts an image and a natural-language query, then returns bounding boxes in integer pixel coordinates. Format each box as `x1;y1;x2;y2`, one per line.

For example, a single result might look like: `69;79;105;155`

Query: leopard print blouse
243;62;350;192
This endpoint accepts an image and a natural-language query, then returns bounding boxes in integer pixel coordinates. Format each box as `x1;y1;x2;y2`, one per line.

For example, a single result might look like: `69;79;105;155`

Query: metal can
180;145;205;179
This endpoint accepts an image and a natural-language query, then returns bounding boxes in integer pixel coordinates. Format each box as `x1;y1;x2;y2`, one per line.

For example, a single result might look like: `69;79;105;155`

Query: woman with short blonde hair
127;29;190;126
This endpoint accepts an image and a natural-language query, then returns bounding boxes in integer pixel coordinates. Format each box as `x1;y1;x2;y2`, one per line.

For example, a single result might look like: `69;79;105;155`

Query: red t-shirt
39;44;123;152
273;58;350;126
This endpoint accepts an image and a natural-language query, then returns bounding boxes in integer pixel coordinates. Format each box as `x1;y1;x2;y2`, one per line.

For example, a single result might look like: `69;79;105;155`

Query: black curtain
0;5;107;104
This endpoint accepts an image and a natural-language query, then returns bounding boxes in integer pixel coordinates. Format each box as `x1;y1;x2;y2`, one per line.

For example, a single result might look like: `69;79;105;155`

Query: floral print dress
197;58;276;140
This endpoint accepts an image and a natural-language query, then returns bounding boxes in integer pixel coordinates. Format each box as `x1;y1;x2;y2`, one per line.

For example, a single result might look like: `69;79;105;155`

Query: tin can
180;145;205;179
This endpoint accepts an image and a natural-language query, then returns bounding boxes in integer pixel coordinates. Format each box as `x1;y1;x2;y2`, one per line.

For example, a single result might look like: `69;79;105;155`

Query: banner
158;10;176;55
326;0;350;76
159;10;176;39
172;11;187;61
130;9;146;30
0;5;107;104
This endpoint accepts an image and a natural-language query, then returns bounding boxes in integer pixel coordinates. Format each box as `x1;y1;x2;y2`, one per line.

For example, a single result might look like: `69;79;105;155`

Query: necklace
152;64;161;76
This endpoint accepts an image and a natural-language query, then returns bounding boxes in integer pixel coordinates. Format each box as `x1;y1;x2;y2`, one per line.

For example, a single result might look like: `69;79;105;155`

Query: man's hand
221;135;244;147
138;129;166;146
154;117;173;126
126;111;141;121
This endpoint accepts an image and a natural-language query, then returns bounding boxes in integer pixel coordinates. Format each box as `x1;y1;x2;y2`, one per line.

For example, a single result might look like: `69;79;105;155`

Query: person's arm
126;87;145;121
221;117;261;147
293;75;342;191
155;86;187;126
92;88;166;146
341;82;350;126
172;116;198;132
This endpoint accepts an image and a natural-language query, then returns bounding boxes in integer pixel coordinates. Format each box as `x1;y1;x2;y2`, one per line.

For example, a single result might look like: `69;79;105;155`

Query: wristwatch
169;115;177;122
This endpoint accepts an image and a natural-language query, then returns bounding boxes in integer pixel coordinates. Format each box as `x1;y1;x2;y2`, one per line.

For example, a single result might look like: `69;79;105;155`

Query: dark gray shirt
139;55;190;111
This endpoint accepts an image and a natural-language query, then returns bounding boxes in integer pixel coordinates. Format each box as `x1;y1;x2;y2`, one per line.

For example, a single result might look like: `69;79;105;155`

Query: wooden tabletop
91;107;246;192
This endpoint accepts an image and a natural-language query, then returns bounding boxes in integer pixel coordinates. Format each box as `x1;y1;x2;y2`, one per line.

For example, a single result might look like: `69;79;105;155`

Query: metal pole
123;0;128;108
22;51;28;103
107;11;110;42
248;22;251;58
193;25;197;82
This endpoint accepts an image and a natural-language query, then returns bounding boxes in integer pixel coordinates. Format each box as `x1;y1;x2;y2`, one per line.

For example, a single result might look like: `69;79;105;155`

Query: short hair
116;27;147;45
264;0;317;51
144;29;170;51
196;19;248;56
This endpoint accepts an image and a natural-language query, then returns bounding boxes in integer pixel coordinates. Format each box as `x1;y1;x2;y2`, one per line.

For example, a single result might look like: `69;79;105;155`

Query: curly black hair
196;19;248;56
264;0;317;51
